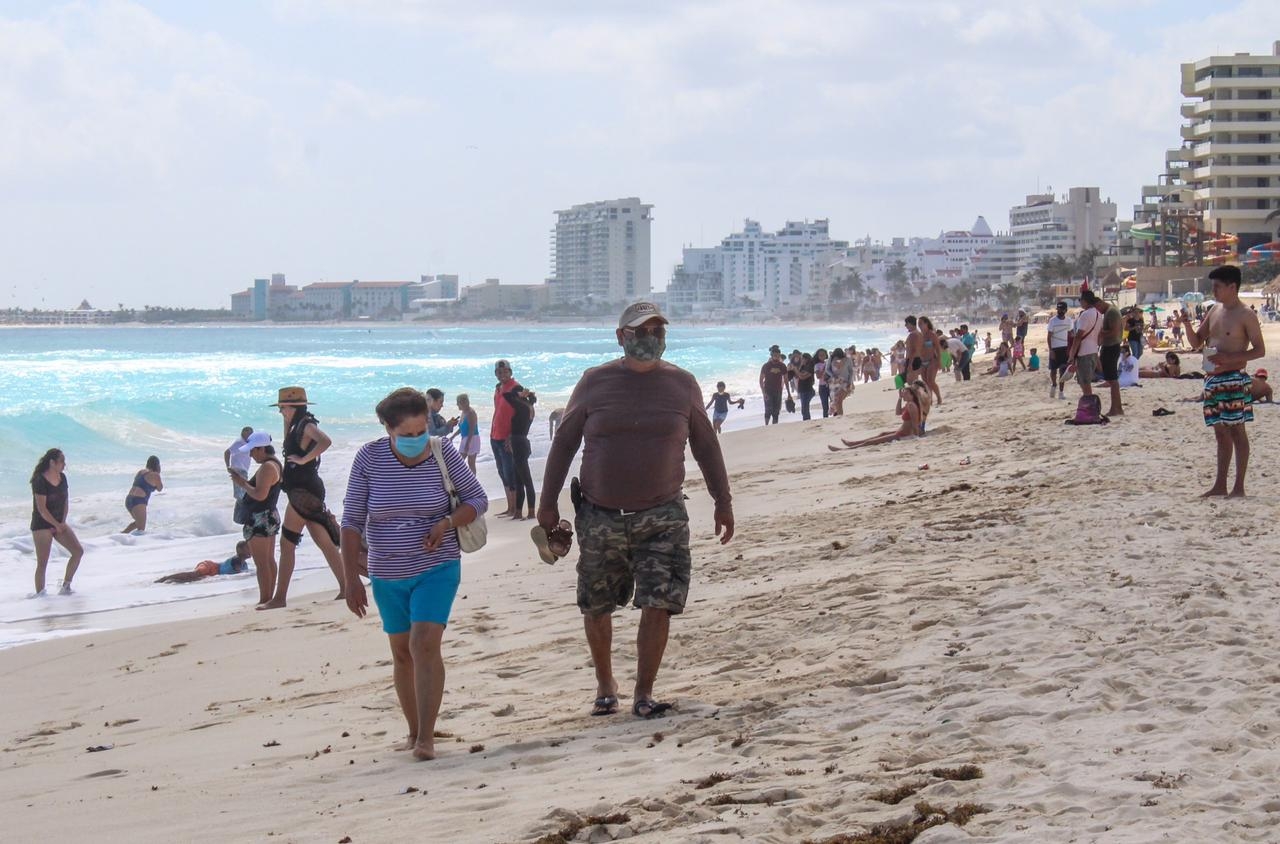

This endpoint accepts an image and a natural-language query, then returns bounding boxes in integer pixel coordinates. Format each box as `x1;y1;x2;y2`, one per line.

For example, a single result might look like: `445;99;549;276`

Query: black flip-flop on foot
632;697;674;719
591;695;619;716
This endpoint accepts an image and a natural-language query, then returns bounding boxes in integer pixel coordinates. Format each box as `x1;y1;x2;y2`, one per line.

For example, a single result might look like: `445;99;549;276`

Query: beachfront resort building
229;276;427;320
1173;41;1280;253
458;278;552;317
1008;187;1118;277
666;218;848;316
546;197;652;307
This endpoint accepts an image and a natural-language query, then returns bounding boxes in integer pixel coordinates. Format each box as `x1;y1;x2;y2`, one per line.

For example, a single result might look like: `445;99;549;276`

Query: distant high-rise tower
549;198;652;305
1176;42;1280;252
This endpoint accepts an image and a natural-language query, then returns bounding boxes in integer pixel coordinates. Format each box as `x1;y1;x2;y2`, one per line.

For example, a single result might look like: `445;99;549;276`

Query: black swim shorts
1050;347;1069;372
1099;344;1121;382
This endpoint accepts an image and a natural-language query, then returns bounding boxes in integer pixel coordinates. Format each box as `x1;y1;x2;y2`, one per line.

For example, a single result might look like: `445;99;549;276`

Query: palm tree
1074;247;1102;280
995;281;1022;311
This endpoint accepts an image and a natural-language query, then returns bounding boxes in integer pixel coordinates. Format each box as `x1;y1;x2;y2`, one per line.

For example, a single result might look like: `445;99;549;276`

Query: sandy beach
4;329;1280;843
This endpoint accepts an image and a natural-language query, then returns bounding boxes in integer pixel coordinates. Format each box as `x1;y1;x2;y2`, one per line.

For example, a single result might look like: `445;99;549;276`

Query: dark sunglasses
624;324;666;339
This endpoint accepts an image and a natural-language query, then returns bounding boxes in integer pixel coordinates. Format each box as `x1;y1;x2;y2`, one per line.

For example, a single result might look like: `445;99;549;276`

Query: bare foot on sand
396;734;417;751
1201;487;1228;498
256;598;287;610
412;740;435;761
1228;489;1247;499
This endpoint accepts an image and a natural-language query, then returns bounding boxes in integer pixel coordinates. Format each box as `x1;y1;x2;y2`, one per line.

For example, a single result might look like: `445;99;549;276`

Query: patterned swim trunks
574;498;691;616
1203;370;1253;426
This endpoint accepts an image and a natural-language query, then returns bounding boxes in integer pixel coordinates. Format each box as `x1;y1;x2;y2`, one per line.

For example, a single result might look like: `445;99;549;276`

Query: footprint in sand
15;721;83;745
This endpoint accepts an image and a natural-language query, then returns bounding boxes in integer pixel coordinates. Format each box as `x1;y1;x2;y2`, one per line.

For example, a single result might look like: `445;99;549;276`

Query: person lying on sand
156;542;251;584
1139;352;1181;378
829;386;923;450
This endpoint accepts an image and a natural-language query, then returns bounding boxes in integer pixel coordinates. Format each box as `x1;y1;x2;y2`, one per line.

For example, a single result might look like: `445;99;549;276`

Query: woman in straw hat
261;386;345;609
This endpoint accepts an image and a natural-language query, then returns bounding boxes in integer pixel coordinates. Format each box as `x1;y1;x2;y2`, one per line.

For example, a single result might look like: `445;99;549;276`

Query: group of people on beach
24;271;1269;760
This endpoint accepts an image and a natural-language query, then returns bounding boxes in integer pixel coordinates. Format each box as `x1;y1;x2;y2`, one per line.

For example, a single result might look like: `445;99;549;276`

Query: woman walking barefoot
30;449;84;596
341;388;487;761
121;455;163;534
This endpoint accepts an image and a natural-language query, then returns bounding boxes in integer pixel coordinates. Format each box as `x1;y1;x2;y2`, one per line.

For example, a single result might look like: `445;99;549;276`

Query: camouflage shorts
575;498;691;616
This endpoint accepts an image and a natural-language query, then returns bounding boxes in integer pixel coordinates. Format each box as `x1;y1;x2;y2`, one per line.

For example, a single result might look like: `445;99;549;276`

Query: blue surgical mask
394;433;429;458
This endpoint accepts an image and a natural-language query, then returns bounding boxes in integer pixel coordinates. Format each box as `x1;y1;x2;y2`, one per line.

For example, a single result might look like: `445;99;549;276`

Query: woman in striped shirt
341;388;488;762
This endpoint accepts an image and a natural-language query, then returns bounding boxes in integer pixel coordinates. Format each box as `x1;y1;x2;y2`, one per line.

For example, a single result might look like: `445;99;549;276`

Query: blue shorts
370;560;462;634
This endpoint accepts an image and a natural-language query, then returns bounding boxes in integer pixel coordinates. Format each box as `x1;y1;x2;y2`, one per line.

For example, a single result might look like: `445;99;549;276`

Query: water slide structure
1128;223;1237;265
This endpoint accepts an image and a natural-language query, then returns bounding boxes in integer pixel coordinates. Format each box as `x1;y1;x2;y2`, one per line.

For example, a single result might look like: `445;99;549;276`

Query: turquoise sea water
0;323;897;647
0;323;896;502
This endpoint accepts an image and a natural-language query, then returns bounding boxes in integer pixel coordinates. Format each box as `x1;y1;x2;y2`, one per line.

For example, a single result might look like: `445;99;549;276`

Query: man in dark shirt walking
537;301;734;719
759;345;789;425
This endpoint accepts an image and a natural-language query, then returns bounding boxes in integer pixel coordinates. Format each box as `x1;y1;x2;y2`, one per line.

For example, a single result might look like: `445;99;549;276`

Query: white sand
4;331;1280;843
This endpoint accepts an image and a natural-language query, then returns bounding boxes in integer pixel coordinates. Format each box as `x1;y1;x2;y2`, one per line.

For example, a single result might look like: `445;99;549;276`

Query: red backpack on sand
1065;394;1108;425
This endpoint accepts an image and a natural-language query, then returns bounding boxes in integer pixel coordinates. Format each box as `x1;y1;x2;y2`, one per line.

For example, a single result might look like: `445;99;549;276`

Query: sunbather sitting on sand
829;386;922;451
156;542;251;584
1139;351;1181;378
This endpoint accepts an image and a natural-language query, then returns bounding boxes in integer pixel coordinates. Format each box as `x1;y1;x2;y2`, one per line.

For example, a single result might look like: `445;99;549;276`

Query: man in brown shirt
537;301;734;719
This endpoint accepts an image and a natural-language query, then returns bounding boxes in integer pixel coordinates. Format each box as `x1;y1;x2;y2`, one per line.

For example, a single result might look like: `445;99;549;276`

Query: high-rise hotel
1174;41;1280;251
548;198;652;306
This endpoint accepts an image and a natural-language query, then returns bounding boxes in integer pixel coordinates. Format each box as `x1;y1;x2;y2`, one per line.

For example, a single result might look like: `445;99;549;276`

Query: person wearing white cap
537;301;734;719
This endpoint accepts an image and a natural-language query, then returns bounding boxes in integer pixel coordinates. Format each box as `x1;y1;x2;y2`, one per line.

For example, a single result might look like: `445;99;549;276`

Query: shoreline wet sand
3;331;1279;842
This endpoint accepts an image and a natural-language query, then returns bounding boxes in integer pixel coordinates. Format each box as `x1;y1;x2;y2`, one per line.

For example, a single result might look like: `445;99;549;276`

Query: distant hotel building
1174;41;1280;252
547;198;652;306
230;275;426;320
667;218;847;316
1009;187;1117;276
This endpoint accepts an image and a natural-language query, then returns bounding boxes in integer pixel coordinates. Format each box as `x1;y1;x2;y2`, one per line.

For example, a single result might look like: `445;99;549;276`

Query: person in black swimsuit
30;448;84;596
264;386;345;609
122;455;163;534
503;385;538;520
228;432;283;607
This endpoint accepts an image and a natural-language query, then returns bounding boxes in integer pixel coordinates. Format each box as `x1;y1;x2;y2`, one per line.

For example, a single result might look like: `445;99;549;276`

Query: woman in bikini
1140;351;1181;378
917;316;943;405
828;387;922;451
121;455;163;534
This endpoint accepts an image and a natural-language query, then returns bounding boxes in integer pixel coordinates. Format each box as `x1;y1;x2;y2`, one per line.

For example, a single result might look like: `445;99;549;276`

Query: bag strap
428;437;459;502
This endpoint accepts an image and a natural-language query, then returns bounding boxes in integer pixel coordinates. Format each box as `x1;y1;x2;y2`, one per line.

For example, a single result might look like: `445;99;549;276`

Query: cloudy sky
1;0;1275;308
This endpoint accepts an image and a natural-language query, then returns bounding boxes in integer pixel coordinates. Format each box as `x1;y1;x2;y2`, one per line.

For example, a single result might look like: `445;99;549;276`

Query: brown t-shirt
541;359;732;512
759;359;788;394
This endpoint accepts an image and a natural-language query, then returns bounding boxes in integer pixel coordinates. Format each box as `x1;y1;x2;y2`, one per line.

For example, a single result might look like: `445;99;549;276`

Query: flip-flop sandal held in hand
590;695;619;716
632;698;674;719
530;521;573;565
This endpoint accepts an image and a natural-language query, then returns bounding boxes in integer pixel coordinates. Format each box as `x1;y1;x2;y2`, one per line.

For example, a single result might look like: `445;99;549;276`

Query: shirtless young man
1178;265;1265;497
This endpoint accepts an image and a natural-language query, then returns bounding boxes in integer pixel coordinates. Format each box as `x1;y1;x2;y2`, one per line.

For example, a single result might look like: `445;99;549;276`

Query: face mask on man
623;332;665;361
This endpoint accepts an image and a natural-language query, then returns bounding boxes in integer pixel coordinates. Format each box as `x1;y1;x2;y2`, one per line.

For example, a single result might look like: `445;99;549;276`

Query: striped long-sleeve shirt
341;437;489;579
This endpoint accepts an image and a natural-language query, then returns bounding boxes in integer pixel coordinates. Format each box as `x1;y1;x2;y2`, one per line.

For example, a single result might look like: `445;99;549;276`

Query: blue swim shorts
369;559;462;635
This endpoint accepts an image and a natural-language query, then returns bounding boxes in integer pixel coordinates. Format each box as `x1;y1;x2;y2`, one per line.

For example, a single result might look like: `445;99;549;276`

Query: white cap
235;431;272;453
